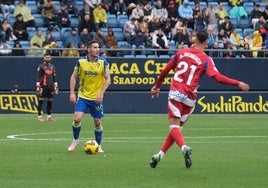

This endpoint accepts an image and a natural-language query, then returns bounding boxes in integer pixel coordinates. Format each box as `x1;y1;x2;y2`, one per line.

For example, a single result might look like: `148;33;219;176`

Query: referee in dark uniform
36;52;59;121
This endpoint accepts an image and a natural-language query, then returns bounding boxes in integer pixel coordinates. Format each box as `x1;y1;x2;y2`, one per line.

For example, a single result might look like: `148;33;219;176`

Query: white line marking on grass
4;132;268;144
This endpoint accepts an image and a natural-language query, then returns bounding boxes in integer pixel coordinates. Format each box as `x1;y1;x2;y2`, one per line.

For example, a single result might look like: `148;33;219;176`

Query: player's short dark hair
196;30;208;43
87;40;99;47
44;52;51;56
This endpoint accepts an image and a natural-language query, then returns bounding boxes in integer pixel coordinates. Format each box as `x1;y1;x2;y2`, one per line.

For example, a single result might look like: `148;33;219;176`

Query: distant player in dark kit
36;52;59;122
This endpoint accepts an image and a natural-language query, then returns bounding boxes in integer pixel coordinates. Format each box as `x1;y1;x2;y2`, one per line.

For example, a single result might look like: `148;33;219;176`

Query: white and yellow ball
84;140;99;154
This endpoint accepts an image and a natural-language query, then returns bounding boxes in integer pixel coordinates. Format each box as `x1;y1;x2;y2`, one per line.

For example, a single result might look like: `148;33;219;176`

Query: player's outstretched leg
182;145;192;169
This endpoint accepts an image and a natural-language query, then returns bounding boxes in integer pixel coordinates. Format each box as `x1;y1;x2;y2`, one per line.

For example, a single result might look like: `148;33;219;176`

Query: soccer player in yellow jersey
68;40;111;153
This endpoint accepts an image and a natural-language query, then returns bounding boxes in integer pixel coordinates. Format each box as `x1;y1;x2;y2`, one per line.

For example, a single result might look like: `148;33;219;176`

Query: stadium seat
239;18;251;29
114;30;124;41
70;17;79;28
75;1;84;11
209;2;219;8
235;28;243;37
7;14;16;25
243;28;254;37
50;30;62;41
27;27;37;40
33;14;44;27
107;14;118;28
230;18;239;28
244;2;254;14
117;15;129;28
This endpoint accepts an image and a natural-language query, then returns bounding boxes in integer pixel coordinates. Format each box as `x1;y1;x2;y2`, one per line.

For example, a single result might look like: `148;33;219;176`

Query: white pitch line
4;131;268;142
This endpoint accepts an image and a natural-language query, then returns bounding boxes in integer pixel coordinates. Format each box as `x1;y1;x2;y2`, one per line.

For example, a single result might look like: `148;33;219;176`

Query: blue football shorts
75;97;104;118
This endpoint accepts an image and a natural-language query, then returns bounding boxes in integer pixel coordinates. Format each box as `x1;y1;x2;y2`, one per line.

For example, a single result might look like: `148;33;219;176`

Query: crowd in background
0;0;268;57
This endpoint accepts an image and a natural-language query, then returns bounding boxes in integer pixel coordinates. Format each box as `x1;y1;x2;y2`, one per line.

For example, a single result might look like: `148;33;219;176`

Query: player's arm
69;68;78;104
151;56;176;98
36;66;43;93
53;66;59;94
206;58;250;91
212;73;249;91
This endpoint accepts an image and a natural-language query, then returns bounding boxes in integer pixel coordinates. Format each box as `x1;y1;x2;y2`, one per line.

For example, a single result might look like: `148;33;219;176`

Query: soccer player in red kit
149;30;249;169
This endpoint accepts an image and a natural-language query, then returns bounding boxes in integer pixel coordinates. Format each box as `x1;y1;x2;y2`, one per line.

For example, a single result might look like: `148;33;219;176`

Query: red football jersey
155;47;239;100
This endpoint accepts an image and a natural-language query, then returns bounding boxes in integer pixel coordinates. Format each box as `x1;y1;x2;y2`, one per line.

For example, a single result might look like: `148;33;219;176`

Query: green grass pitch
0;114;267;188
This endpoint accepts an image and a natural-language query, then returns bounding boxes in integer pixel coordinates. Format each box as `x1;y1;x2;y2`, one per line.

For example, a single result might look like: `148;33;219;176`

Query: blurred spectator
262;5;268;24
62;0;79;17
250;3;262;30
166;0;179;27
105;27;118;57
1;0;15;18
207;28;217;49
258;42;268;57
130;29;147;56
255;16;268;41
229;29;244;50
162;19;172;40
137;16;149;37
61;42;79;57
241;43;253;58
244;33;253;49
214;2;229;25
178;0;194;29
13;0;36;27
12;13;28;40
172;18;187;38
252;30;263;56
62;27;80;48
216;29;230;49
0;40;12;55
210;42;224;58
30;29;46;49
148;15;162;35
80;28;93;46
152;27;169;56
43;31;56;46
37;0;45;14
93;28;106;48
173;28;190;48
80;3;93;21
143;2;152;21
45;41;61;56
93;3;107;28
194;9;205;31
11;84;21;93
84;0;101;11
131;3;144;21
29;29;45;56
41;0;58;31
12;41;25;56
229;0;242;7
151;0;168;23
78;42;87;56
102;0;114;14
229;3;248;19
219;16;234;37
57;4;71;29
1;18;17;41
115;0;127;16
205;4;218;34
224;43;235;58
78;14;95;34
123;17;137;43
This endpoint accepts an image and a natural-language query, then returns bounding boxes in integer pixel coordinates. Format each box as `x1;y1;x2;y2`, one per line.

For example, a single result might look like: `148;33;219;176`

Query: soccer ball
84;140;99;154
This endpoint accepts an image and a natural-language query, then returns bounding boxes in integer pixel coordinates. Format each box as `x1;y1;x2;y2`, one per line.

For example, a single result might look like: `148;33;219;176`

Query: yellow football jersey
74;56;109;100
